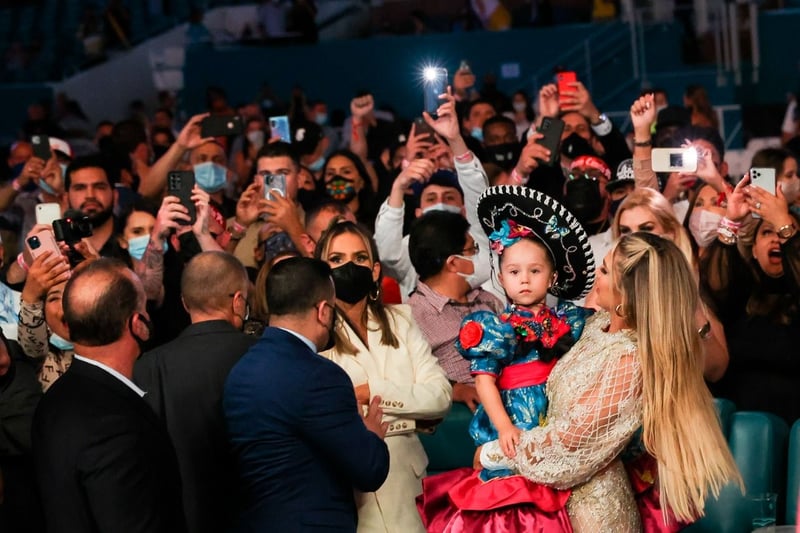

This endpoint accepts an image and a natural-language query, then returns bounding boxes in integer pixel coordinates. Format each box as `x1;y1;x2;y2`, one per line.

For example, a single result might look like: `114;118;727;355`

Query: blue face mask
308;156;325;172
314;113;328;126
422;202;462;215
49;332;74;351
127;234;168;260
38;166;64;195
194;162;227;193
470;127;484;142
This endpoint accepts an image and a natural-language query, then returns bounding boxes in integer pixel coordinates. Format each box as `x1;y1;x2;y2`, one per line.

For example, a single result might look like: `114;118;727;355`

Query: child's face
498;239;555;307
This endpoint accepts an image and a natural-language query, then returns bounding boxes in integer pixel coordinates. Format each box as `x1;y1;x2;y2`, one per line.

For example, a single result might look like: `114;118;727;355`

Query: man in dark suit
224;257;390;533
32;258;185;533
135;251;256;533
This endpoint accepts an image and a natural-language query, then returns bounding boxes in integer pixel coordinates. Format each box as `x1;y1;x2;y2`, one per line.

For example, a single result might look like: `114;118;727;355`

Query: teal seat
784;419;800;524
686;411;789;533
714;397;736;439
419;402;475;474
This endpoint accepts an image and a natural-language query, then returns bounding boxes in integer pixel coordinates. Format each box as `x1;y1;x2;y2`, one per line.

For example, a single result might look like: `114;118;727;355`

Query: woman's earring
614;304;625;318
369;285;381;302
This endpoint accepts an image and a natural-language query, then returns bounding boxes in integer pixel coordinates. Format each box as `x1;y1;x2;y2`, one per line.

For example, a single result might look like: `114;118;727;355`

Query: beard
86;205;114;228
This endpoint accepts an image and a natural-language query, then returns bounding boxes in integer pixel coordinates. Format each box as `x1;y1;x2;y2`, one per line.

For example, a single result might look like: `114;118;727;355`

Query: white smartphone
651;148;698;173
35;203;62;226
749;167;776;219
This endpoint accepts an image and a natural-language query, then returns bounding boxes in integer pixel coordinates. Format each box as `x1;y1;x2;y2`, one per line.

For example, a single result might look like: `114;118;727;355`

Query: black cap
291;121;324;157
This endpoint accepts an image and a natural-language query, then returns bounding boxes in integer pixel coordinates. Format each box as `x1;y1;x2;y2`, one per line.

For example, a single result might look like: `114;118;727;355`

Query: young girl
456;186;595;478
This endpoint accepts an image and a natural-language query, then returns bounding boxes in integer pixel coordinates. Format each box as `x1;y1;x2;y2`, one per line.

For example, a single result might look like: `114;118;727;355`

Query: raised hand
515;132;551;176
630;94;656;137
176;113;214;151
391;158;435;196
538;83;560;119
422;86;460;142
560;81;600;122
363;395;388;439
21;250;70;304
405;122;434;161
350;94;374;121
725;174;751;222
153;195;191;243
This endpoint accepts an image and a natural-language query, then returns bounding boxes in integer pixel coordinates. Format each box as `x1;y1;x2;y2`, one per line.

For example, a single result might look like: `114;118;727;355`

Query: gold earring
614;304;625;318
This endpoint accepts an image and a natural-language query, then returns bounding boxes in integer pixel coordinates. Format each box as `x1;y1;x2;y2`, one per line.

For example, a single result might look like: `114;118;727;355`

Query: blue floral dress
456;301;590;480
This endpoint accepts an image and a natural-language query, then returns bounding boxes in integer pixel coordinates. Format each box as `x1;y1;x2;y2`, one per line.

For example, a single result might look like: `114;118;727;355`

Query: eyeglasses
461;243;479;255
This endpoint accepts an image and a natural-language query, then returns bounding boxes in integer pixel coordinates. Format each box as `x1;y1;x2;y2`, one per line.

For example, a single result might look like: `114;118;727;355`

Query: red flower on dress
459;321;484;350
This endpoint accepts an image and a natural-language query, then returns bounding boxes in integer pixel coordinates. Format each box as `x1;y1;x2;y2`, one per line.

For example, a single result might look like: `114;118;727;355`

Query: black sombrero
476;185;595;300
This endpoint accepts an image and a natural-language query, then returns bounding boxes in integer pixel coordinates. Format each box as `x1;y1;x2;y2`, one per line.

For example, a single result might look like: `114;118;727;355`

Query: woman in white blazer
315;220;452;533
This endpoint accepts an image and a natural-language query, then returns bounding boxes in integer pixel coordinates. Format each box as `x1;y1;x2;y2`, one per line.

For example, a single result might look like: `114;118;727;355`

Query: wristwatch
777;223;797;240
590;113;612;136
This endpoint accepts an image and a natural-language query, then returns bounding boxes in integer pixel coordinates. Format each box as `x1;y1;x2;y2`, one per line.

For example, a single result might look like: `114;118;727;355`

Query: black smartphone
31;134;51;160
167;170;197;226
201;115;244;138
423;67;448;118
413;117;436;143
534;117;565;166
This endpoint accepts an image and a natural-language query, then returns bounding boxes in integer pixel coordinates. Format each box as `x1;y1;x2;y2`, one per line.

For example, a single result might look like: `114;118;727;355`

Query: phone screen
423;67;448;117
269;116;291;143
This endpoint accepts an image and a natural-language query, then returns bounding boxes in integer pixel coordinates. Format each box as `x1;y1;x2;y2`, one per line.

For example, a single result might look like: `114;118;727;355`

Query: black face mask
129;313;152;356
325;175;357;203
483;143;521;171
563;178;604;229
608;196;626;219
331;262;374;304
561;133;596;160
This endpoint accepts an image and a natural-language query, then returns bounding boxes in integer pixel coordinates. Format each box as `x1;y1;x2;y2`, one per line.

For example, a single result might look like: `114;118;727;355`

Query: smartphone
534;117;565;166
750;167;777;219
556;71;577;105
413;117;436;144
651;148;698;173
36;203;62;226
423;67;448;118
31;134;51;160
264;173;287;200
269;116;291;143
26;230;61;261
167;170;197;225
201;115;244;138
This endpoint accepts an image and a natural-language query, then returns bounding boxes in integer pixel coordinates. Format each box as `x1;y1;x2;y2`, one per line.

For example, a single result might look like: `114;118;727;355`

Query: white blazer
323;304;452;533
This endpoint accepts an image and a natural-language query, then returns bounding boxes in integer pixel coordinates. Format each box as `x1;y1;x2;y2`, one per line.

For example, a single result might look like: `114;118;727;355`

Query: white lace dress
481;310;643;532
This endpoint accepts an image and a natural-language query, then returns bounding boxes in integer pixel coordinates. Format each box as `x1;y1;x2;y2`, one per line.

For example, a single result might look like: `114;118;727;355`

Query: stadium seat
419;402;475;474
714;397;736;439
784;419;800;524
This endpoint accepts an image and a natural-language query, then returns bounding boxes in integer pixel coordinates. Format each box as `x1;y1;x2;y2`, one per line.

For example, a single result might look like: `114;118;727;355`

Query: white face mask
422;203;462;215
688;209;723;247
512;102;527;113
453;254;482;287
780;178;800;204
246;130;265;150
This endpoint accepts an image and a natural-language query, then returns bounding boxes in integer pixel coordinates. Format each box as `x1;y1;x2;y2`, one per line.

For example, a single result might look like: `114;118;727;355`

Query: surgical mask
512;102;527;113
246;130;265;150
308;156;325;172
194;161;227;193
470;127;484;143
780;178;800;205
688;209;723;248
331;262;374;304
49;332;74;352
325;175;357;203
422;203;462;215
459;249;489;289
315;113;328;126
127;234;168;261
453;253;478;283
39;175;57;195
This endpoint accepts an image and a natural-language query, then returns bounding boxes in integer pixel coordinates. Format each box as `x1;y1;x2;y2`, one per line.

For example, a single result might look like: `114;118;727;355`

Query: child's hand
498;426;522;458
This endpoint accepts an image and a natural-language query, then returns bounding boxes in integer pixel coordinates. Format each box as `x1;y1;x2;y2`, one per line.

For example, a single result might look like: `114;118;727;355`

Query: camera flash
423;67;438;82
684;147;698;168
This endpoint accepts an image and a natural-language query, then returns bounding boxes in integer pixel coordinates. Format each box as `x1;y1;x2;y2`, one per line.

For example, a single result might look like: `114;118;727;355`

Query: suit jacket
134;320;256;533
223;327;390;533
32;358;186;533
322;304;452;533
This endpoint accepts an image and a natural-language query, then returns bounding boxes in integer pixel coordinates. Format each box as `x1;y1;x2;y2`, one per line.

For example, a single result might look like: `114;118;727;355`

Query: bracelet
633;138;652;147
11;179;22;192
717;226;738;245
16;252;29;271
719;217;742;232
454;151;473;163
510;168;529;185
231;220;247;234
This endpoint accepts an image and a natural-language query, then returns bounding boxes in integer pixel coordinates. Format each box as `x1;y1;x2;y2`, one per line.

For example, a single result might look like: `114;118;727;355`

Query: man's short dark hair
111;119;148;155
482;115;516;136
63;258;140;346
266;257;333;316
465;99;495;119
256;141;300;168
65;153;118;190
409;211;470;281
305;199;350;232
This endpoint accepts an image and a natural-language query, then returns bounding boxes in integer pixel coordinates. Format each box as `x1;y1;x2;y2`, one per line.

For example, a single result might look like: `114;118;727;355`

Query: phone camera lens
29;237;40;249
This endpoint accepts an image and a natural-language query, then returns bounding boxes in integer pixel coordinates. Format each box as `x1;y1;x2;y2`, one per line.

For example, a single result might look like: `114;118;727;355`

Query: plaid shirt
408;282;504;384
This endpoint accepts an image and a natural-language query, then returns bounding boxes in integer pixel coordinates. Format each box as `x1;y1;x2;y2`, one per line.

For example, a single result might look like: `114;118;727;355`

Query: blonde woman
609;187;729;382
480;232;741;531
314;221;452;533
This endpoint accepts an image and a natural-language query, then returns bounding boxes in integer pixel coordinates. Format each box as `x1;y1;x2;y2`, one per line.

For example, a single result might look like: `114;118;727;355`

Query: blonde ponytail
615;233;742;523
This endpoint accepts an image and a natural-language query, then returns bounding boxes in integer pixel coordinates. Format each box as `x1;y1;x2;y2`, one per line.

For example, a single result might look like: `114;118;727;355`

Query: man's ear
299;233;316;257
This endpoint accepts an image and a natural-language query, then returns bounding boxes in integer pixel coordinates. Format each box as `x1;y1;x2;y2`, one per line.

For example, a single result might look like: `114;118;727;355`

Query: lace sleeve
17;299;48;360
482;351;642;489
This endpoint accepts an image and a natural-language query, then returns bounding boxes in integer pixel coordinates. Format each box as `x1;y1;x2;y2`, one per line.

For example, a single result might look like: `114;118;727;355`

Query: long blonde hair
614;232;741;522
613;187;696;270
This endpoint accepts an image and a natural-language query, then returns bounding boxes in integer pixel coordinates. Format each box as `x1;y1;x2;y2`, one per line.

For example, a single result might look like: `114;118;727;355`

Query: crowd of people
0;61;798;533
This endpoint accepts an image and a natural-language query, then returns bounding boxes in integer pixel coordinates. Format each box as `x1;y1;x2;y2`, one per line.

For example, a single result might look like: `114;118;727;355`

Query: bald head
181;252;249;314
63;258;144;346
